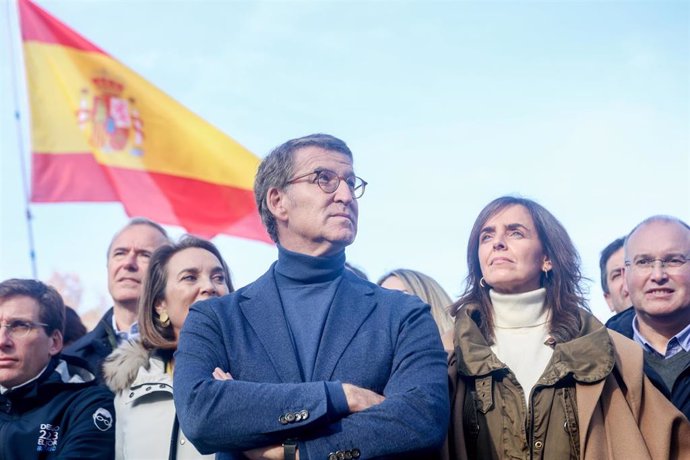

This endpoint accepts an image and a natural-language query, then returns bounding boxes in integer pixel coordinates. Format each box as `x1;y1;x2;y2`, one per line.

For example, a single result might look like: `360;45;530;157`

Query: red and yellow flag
18;0;271;242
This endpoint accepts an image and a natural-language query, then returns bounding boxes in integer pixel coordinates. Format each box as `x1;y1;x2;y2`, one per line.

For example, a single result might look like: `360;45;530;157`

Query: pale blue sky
1;0;688;321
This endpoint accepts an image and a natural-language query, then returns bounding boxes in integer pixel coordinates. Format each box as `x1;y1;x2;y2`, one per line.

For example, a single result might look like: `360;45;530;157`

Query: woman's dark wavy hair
138;235;234;350
450;196;588;343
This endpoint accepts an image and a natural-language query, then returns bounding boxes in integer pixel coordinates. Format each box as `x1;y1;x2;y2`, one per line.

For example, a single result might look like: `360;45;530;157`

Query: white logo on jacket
36;423;60;452
93;407;113;431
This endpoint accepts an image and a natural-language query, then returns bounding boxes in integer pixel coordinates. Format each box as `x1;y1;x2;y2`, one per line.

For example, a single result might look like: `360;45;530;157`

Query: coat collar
103;339;171;393
454;306;615;384
542;311;615;384
240;266;376;382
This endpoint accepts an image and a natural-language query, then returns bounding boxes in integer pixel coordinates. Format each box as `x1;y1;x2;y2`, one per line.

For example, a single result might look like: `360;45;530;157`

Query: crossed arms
173;296;449;459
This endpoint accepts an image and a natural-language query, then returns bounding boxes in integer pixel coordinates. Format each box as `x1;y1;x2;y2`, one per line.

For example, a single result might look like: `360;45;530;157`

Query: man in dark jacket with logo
0;279;115;459
64;217;169;382
606;216;690;420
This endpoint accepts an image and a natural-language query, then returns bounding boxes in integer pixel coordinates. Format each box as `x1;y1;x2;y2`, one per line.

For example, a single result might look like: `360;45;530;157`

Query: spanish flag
18;0;271;242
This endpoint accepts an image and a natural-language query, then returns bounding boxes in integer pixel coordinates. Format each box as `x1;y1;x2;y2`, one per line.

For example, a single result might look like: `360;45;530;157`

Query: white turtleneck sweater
490;288;552;406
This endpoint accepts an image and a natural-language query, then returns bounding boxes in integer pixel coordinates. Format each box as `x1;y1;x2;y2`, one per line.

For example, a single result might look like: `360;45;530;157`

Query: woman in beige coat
443;196;690;460
103;235;233;460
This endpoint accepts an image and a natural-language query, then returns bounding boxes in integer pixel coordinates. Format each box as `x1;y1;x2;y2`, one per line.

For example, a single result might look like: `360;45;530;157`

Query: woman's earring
479;277;487;288
542;267;551;281
159;311;170;327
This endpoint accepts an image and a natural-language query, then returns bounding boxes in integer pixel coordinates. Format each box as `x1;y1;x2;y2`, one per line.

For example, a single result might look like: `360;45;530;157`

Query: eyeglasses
286;169;368;199
0;320;49;339
625;255;689;272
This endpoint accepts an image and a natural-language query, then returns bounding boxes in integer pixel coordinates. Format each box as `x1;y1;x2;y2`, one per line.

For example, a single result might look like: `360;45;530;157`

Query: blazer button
344;450;353;459
294;412;302;422
534;440;543;450
300;409;309;420
351;448;360;458
337;452;346;460
328;454;338;460
286;412;296;423
279;415;288;425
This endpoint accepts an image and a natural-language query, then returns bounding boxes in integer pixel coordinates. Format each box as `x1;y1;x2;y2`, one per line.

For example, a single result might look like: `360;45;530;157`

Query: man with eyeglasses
175;133;449;459
607;216;690;420
0;279;114;459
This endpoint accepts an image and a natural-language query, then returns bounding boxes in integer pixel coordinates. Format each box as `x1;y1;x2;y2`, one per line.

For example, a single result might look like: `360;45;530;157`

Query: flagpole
7;0;38;279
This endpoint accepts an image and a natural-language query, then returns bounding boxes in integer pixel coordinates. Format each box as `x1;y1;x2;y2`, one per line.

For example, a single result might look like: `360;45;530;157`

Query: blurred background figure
103;235;233;460
378;268;454;351
62;305;87;347
443;196;689;459
599;237;632;314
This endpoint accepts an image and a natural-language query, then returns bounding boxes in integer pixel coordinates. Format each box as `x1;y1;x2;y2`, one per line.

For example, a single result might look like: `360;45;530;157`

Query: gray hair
254;133;353;243
106;217;169;258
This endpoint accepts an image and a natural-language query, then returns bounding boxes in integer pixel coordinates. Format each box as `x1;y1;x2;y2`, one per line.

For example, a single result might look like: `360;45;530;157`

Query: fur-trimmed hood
102;340;158;393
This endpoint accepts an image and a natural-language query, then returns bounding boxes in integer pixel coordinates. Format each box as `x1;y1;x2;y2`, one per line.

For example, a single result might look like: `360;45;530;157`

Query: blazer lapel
239;266;302;383
312;274;376;381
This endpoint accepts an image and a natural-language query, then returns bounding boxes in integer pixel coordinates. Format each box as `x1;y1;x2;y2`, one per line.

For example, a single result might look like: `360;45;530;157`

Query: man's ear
49;329;63;356
266;187;288;223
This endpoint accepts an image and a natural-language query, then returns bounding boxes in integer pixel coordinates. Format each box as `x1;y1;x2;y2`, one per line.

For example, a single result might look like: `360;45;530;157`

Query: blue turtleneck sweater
274;245;349;416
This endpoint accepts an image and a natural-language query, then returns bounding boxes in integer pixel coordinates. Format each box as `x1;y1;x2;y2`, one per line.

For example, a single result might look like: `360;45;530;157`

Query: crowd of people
0;133;688;459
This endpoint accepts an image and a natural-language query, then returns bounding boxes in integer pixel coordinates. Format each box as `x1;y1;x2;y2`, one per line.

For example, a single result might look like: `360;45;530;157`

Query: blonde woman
378;268;454;351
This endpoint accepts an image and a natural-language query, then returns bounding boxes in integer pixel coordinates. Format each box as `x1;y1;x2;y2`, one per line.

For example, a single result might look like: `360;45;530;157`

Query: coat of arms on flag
77;74;145;157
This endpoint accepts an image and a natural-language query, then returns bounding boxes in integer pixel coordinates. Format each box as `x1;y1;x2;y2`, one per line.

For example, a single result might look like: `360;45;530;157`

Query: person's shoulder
62;382;115;432
65;309;114;349
43;358;114;401
366;276;430;312
70;378;116;403
605;306;635;334
102;340;151;393
193;266;276;313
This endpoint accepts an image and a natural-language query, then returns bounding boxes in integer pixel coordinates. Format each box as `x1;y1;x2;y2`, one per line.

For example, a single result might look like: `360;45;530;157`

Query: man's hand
342;383;385;413
213;367;233;380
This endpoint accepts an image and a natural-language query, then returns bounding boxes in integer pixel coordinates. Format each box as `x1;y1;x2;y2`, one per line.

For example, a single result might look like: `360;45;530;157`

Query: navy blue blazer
173;265;449;459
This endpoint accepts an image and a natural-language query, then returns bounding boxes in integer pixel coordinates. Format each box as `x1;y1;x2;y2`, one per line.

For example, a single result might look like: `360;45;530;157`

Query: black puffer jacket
606;307;690;420
0;355;115;459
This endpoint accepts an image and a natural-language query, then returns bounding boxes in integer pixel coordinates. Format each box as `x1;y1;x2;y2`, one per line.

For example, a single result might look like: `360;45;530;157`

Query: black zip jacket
606;307;690;420
0;355;115;459
63;308;118;384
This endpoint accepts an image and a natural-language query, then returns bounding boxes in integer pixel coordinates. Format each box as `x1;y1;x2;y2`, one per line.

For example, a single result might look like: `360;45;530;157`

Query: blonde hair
378;269;454;334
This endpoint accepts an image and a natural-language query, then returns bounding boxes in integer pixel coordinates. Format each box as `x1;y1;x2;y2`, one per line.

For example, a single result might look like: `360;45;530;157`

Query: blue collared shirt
633;314;690;359
111;315;139;344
